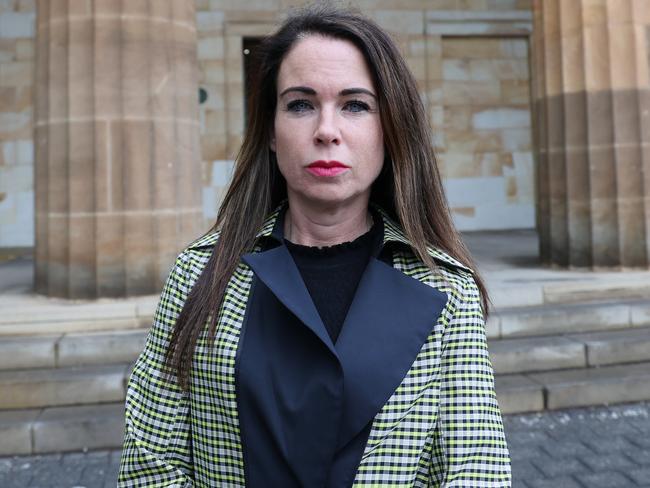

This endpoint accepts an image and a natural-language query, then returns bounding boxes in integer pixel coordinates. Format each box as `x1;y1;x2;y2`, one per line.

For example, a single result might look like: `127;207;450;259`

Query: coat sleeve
429;274;511;487
118;255;194;488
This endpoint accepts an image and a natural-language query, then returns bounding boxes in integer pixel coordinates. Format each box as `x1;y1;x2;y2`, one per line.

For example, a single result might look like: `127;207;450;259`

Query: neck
284;197;372;247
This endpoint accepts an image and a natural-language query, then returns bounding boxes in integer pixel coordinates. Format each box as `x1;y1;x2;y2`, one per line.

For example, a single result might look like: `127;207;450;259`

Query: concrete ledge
489;336;585;374
528;362;650;410
0;317;150;337
0;300;141;325
495;374;544;414
0;409;40;456
0;365;129;410
0;403;125;455
33;404;124;454
567;327;650;367
57;330;147;367
496;301;642;338
0;335;59;370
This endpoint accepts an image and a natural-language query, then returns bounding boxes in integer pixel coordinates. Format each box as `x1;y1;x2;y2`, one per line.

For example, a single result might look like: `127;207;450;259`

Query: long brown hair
166;4;489;389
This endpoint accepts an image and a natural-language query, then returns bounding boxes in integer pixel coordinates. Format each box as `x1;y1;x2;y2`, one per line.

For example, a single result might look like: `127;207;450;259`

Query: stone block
0;111;30;136
485;314;500;339
494;374;544;414
0;335;58;370
529;362;650;409
0;299;140;325
197;36;224;60
33;403;125;453
544;281;650;305
442;59;471;80
0;12;35;38
15;39;32;60
500;128;532;151
442;80;501;105
499;302;631;338
473;108;530;130
501;79;530;103
373;10;424;35
0;60;32;86
442;37;501;59
57;330;147;367
0;408;39;455
489;336;586;374
630;301;650;326
567;327;650;366
0;364;128;409
200;59;225;84
196;11;225;32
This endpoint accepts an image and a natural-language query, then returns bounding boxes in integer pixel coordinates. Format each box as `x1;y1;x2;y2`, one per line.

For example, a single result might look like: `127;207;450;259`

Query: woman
118;4;511;487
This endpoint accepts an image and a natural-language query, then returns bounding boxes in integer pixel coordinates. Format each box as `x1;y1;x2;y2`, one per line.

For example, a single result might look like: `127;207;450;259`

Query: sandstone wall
0;0;535;248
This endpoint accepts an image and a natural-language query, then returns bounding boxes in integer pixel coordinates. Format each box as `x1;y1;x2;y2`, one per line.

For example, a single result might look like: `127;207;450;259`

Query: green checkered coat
118;208;511;487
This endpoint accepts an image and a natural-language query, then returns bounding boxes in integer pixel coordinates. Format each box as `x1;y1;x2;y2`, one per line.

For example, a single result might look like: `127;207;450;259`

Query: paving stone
57;329;147;367
33;403;124;453
528;362;650;409
581;435;636;454
530;453;590;478
576;471;635;488
510;459;542;486
489;335;585;374
0;364;128;409
494;374;544;414
539;440;594;459
629;467;650;484
622;447;650;465
567;327;650;367
0;335;58;370
528;476;582;488
578;452;635;472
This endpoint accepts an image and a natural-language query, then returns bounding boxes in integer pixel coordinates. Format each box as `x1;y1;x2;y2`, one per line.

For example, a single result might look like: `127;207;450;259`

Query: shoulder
167;230;221;289
394;242;478;309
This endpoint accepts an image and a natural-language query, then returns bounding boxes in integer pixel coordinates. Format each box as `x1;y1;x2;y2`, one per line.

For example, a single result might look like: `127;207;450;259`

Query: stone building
0;0;648;297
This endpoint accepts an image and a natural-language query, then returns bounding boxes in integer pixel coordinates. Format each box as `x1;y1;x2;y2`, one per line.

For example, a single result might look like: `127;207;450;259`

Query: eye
344;100;371;113
286;99;313;113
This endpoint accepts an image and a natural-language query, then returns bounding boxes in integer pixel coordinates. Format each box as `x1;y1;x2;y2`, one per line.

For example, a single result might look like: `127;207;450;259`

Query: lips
306;160;350;177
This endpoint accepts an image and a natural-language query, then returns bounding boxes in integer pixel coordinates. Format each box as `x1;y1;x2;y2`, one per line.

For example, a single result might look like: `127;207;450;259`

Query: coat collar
189;202;473;275
238;202;461;454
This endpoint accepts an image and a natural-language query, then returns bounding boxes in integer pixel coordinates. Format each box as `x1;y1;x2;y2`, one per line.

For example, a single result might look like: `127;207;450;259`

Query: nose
313;108;340;146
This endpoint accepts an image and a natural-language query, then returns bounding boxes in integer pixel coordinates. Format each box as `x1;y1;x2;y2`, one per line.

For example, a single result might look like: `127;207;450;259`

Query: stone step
0;294;157;336
487;298;650;339
0;403;124;456
0;364;130;410
495;361;650;414
0;329;147;371
4;362;650;454
489;326;650;374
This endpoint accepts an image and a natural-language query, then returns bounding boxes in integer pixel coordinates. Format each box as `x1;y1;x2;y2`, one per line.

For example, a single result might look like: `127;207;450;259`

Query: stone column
34;0;203;298
532;0;650;268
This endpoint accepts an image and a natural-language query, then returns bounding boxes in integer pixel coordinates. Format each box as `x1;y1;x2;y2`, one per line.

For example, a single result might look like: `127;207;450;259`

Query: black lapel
241;245;338;358
333;256;449;450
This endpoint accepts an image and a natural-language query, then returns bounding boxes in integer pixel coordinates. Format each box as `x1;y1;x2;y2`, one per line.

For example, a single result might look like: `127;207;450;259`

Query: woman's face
271;35;384;211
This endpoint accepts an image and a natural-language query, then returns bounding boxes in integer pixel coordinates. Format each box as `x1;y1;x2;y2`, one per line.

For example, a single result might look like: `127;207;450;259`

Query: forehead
277;35;375;93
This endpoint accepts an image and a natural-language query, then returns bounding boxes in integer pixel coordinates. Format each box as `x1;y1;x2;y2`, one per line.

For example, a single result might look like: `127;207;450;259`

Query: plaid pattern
118;208;511;487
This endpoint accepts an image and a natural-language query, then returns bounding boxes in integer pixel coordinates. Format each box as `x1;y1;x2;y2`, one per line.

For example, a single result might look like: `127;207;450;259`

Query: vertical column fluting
533;0;650;268
34;0;202;298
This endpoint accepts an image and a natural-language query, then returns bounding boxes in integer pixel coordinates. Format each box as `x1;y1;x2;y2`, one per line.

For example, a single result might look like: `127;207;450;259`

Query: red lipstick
306;160;349;177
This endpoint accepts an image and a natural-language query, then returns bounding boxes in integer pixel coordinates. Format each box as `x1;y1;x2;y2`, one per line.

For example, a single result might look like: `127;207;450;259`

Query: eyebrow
279;86;377;99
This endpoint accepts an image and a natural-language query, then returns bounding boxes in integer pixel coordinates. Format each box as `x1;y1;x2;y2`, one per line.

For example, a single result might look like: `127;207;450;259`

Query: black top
285;217;383;343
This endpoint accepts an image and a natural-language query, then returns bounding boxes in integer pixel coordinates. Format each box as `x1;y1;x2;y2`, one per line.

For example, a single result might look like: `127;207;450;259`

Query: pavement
0;401;648;487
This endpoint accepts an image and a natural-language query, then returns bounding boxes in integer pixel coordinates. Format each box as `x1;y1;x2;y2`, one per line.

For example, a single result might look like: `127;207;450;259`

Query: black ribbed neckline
284;218;381;259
